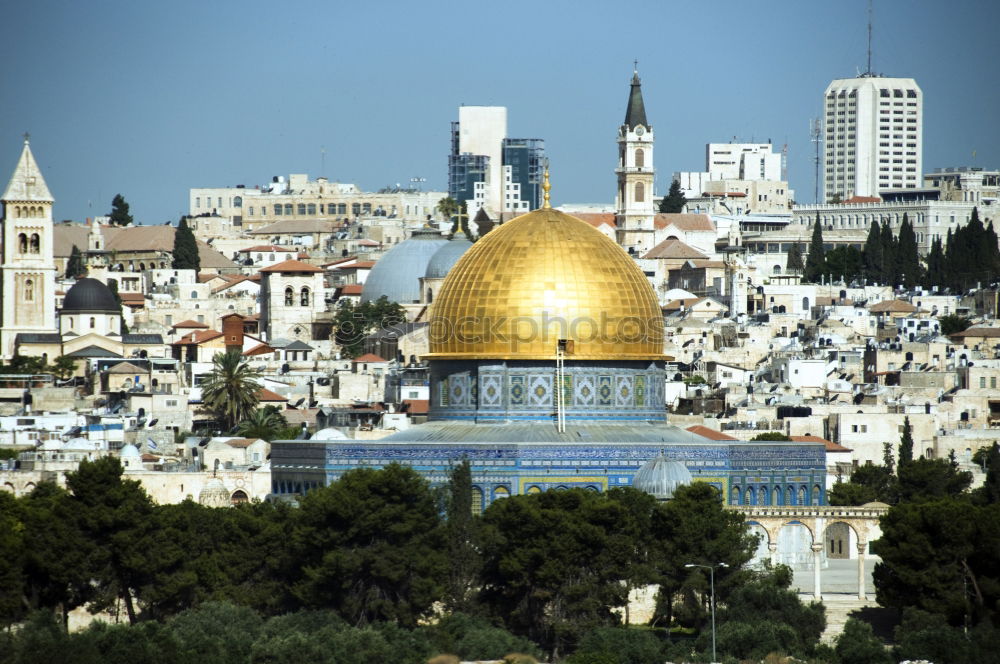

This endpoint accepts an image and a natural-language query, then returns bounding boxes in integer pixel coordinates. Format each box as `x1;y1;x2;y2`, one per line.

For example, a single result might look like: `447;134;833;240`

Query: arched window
635;148;645;168
284;204;293;215
139;262;146;271
297;203;306;216
745;486;755;505
89;317;96;329
68;317;74;329
798;486;807;505
300;287;310;307
284;287;294;306
190;290;198;299
635;182;645;203
802;297;810;312
17;233;27;253
731;486;741;505
426;288;433;303
493;486;509;500
233;196;242;208
772;486;781;505
23;279;34;302
29;233;40;253
471;487;483;514
773;265;782;275
758;486;767;505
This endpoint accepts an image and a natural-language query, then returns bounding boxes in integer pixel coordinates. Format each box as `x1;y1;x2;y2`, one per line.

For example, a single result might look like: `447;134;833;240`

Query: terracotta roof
356;239;381;246
249;219;341;235
573;212;617;228
257;388;288;402
689;259;726;268
141;453;161;462
642;237;708;260
353;353;387;363
259;259;323;273
212;275;257;293
654;213;715;232
198;273;225;283
322;256;358;268
790;434;852;453
339;284;364;295
237;245;286;252
686;425;737;441
297;252;310;259
869;299;917;313
843;195;882;204
172;319;210;329
402;399;429;415
243;342;275;356
171;330;223;345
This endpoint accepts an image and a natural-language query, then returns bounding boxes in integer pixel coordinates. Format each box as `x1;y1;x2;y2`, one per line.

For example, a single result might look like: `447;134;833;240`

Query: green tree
236;405;289;441
714;565;825;660
659;179;687;213
785;242;804;273
437;196;460;222
827;462;896;506
444;460;480;614
49;355;78;381
291;465;446;627
0;492;26;626
199;350;262;432
879;219;899;286
65;244;85;279
65;457;158;624
939;314;972;336
333;295;406;358
898;416;914;468
973;442;1000;505
109;194;133;226
897;213;921;287
863;220;882;284
835;617;891;664
172;217;201;271
924;235;946;288
750;432;791;441
803;214;826;282
896;457;972;504
823;245;863;283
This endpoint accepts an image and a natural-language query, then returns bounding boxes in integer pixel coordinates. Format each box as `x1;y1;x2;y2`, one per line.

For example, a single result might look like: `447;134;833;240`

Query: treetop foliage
109;194;133;227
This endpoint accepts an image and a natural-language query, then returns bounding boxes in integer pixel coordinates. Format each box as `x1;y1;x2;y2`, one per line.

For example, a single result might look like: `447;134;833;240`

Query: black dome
62;278;120;313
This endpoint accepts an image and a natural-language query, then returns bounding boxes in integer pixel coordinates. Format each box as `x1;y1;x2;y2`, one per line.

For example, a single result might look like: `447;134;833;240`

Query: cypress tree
898;416;914;469
804;214;826;282
863;221;882;284
880;220;898;286
897;213;920;288
65;244;85;279
109;194;133;226
659;179;687;213
925;236;945;289
172;217;201;271
943;228;955;290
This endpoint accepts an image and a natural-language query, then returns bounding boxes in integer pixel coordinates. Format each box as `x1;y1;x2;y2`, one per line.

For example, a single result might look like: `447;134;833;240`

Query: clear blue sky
2;0;997;223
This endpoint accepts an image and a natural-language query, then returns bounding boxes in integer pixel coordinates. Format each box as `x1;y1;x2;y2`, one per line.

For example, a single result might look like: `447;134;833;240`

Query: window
248;206;254;215
284;287;294;306
233;196;242;208
307;203;316;215
30;233;40;253
89;317;96;329
17;233;27;253
634;148;644;168
284;204;293;215
300;287;310;307
166;399;178;407
190;290;198;299
297;203;306;215
23;279;34;302
634;182;645;203
274;204;282;216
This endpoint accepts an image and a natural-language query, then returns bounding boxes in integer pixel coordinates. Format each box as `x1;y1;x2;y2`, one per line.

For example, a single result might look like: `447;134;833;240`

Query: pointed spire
542;164;551;209
624;67;648;130
3;136;53;202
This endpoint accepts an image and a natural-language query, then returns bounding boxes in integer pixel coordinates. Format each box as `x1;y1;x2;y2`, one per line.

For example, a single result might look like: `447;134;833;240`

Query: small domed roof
62;278;120;313
198;478;230;507
119;443;141;458
63;437;97;450
425;232;473;279
312;427;348;441
361;228;448;304
633;454;692;500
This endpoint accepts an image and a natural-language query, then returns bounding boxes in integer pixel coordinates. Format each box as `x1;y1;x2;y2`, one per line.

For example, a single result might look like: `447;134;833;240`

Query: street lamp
685;562;729;663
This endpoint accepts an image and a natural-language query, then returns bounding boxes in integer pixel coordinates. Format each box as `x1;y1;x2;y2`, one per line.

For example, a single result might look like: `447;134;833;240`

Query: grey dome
63;278;120;313
312;427;348;441
425;232;473;279
633;454;692;500
361;228;448;304
198;478;230;507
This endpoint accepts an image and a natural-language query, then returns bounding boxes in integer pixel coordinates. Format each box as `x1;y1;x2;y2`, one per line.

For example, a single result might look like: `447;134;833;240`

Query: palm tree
200;350;262;431
236;405;289;441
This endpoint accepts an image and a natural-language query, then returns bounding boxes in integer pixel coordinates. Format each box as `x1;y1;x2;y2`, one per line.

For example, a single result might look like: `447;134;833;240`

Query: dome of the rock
426;207;664;360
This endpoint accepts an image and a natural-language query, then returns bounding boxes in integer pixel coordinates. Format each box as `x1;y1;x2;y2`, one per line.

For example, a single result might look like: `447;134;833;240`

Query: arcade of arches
732;503;889;599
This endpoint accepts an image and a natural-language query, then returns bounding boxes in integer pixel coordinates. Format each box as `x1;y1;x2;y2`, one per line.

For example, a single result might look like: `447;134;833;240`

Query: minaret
0;135;59;359
615;67;656;255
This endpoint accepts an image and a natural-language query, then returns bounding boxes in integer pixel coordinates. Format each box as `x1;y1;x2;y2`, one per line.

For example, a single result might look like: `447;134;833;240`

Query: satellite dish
293;397;306;407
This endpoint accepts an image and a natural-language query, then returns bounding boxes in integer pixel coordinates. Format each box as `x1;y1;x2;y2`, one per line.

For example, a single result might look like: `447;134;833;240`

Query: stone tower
0;137;58;359
615;69;656;255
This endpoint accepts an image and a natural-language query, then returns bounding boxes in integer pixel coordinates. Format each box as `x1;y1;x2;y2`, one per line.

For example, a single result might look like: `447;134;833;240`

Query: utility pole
811;118;822;203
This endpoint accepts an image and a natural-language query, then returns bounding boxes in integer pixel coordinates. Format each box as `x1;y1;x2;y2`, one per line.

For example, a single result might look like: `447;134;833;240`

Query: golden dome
427;208;665;361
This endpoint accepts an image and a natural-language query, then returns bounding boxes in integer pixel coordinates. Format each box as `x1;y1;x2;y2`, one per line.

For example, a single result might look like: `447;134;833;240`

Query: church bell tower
615;68;656;255
0;136;58;359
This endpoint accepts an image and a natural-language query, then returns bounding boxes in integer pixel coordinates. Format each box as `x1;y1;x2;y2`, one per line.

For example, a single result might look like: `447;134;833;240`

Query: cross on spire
22;132;30;144
633;58;638;72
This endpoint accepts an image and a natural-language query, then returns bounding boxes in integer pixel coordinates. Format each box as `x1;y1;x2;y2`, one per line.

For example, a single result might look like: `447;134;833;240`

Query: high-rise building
823;76;922;202
447;106;544;216
615;69;656;254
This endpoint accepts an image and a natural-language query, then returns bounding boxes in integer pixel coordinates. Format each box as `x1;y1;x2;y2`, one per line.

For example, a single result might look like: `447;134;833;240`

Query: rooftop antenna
810;118;822;203
865;0;874;76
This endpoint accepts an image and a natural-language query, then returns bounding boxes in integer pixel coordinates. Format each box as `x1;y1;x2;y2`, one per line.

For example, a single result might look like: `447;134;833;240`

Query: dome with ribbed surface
425;231;473;279
199;478;230;507
426;208;665;360
633;454;691;500
62;278;120;313
361;228;448;304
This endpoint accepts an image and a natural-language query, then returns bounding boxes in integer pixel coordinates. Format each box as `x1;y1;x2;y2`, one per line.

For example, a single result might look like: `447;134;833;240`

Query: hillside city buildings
1;68;999;599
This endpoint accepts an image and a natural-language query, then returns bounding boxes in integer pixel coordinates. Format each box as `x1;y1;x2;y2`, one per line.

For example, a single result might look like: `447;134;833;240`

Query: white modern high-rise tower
823;76;922;202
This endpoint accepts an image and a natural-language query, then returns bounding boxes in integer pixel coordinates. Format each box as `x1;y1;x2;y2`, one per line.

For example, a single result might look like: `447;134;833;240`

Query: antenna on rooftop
865;0;874;76
810;118;822;203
